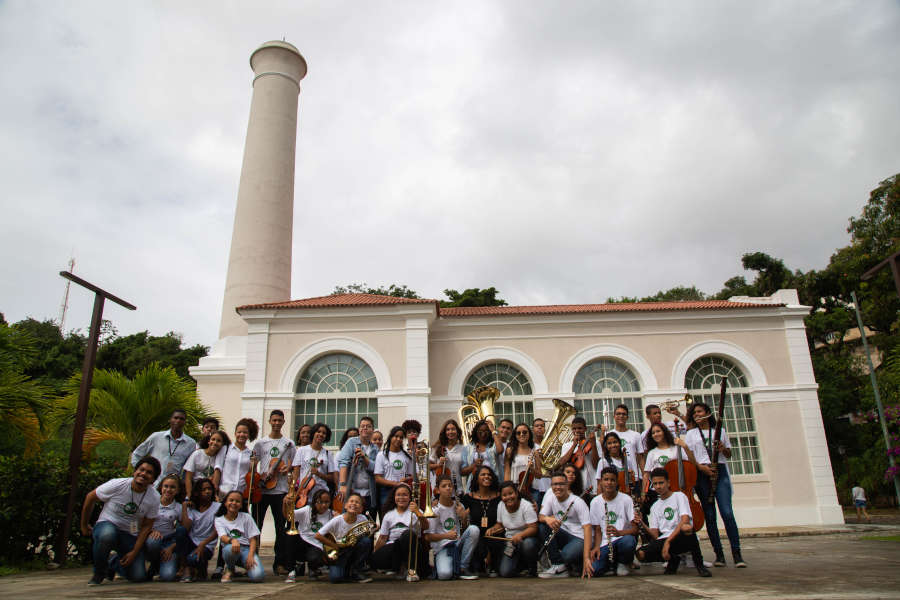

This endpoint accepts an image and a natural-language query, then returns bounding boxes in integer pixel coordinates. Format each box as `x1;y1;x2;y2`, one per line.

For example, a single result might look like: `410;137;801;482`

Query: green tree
608;285;707;303
0;322;50;456
96;331;208;380
332;283;421;298
54;363;218;460
441;287;508;307
12;318;86;395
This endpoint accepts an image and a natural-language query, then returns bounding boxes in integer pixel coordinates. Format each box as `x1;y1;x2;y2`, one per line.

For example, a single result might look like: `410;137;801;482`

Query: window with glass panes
294;353;378;447
572;359;644;432
684;356;761;475
463;362;534;425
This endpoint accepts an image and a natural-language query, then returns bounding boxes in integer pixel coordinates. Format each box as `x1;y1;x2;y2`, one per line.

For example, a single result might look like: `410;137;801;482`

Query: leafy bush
0;454;127;565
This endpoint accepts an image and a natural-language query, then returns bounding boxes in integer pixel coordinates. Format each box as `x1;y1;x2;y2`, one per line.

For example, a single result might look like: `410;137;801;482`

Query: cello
665;416;705;531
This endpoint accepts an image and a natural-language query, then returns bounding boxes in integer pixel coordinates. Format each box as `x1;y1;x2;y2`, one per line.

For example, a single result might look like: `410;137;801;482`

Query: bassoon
707;378;728;503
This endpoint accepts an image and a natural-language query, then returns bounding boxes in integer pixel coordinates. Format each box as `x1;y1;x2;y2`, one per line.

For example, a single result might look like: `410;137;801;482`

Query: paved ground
2;524;899;599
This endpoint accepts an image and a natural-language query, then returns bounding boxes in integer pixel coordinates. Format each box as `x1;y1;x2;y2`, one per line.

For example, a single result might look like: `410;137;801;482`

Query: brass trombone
407;437;433;581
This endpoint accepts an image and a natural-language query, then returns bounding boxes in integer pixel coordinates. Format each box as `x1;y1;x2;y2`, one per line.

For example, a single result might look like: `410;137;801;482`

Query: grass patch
861;535;900;542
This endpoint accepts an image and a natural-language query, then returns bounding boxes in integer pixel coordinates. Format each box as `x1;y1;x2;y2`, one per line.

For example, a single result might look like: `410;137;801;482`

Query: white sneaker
616;563;629;576
538;564;569;578
284;570;296;583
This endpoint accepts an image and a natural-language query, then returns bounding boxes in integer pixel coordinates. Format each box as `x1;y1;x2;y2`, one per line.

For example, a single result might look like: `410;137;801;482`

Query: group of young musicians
82;400;745;586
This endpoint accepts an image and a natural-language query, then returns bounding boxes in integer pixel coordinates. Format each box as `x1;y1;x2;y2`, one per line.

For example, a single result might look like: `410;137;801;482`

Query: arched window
573;359;644;431
294;353;378;441
464;362;534;425
684;356;760;475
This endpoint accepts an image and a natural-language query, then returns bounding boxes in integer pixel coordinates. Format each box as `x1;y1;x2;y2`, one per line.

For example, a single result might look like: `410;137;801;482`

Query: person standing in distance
131;409;195;485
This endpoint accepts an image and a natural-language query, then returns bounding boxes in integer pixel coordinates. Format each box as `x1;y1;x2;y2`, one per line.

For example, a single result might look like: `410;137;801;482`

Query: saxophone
323;520;378;563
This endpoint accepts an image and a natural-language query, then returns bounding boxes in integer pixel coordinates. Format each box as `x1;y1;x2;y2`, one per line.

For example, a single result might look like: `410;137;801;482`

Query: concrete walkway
1;524;898;599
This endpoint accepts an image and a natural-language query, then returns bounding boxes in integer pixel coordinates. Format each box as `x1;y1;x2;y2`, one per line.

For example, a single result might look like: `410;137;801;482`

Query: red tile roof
238;294;783;316
439;300;783;317
237;293;439;311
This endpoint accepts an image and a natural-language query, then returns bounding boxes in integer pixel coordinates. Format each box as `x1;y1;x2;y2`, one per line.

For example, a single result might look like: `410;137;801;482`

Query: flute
604;501;615;566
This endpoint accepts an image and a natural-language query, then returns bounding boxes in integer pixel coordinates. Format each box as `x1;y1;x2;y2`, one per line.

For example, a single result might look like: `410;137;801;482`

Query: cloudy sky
2;1;899;348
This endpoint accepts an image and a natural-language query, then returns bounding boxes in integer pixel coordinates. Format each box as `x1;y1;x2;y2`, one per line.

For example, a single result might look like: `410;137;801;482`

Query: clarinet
538;501;574;558
604;501;615;567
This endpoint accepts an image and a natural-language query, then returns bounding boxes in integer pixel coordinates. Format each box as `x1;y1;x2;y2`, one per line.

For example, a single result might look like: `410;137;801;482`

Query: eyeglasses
516;430;529;436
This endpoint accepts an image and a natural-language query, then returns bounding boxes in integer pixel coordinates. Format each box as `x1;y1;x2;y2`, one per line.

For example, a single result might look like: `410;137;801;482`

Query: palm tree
0;323;50;455
57;362;219;457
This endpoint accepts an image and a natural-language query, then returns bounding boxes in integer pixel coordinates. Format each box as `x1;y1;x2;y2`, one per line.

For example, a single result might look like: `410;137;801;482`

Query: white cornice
240;303;437;322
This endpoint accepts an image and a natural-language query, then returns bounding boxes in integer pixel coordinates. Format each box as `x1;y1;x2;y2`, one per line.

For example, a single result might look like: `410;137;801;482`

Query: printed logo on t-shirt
270;447;280;457
311;520;323;532
122;502;138;515
556;510;568;522
657;456;669;466
203;465;215;478
307;457;319;467
392;459;403;470
663;507;675;521
229;528;241;538
607;511;617;525
443;517;456;530
392;522;407;530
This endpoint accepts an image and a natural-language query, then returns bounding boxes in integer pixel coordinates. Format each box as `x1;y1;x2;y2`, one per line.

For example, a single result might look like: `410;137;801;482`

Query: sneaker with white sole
538;563;569;578
459;568;479;580
616;563;630;576
284;570;296;583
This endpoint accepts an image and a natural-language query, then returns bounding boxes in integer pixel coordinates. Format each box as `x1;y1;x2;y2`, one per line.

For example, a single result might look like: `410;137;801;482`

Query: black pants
639;532;704;572
285;535;325;573
370;531;430;577
253;493;287;569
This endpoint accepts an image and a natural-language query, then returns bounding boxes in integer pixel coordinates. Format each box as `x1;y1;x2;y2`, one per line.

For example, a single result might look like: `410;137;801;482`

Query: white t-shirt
186;502;221;545
496;500;538;538
649;491;691;539
589;492;634;547
540;493;590;540
379;508;419;543
375;450;413;482
293;505;333;549
644;446;680;472
152;500;182;537
851;486;866;502
184;449;218;481
253;436;296;495
318;513;371;542
291;446;331;494
214;511;260;547
428;501;464;553
95;478;161;532
215;443;253;493
685;427;729;465
561;441;597;493
612;429;644;460
598;454;640;483
508;450;533;484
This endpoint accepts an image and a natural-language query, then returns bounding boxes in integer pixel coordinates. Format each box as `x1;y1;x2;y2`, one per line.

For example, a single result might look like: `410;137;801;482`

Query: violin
262;454;285;490
243;455;262;504
294;458;320;509
617;447;635;495
517;450;536;494
664;417;705;531
573;424;601;469
433;446;451;476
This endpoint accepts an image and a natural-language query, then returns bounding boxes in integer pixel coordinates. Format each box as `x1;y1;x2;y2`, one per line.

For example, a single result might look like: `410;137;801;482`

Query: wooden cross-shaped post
53;271;136;564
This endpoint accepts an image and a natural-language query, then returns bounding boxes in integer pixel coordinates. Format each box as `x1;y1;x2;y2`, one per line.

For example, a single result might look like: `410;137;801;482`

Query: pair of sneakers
538;563;569;578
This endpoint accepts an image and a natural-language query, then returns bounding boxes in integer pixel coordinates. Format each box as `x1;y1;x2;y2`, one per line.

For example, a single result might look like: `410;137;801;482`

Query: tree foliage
440;287;508;307
332;283;421;298
96;330;208;380
0;322;50;456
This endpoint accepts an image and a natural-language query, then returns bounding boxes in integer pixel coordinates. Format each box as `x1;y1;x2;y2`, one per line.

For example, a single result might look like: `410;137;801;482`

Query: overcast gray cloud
1;0;899;347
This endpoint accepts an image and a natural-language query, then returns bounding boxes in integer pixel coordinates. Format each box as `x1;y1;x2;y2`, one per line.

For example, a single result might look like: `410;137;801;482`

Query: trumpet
661;393;693;412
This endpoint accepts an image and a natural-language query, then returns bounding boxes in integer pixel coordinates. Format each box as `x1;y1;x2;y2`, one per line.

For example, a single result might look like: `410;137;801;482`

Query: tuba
459;385;500;445
323;520;378;563
539;398;577;476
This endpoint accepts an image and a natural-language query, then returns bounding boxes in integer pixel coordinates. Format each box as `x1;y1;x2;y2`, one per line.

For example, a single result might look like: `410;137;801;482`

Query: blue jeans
696;463;741;556
538;523;584;569
590;535;636;574
92;520;146;582
433;525;480;579
498;536;539;577
222;544;266;582
179;534;215;568
530;490;545;508
145;529;184;581
328;536;373;582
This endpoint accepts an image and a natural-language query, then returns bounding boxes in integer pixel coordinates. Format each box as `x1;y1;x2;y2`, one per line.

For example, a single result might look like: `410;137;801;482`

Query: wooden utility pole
53;272;136;563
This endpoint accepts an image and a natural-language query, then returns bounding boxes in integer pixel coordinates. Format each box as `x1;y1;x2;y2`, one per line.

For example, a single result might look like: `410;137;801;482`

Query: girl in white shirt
214;491;264;582
146;475;182;581
183;430;228;498
375;426;414;509
179;478;221;581
430;419;468;498
504;424;541;494
284;488;333;582
371;483;429;580
598;432;640;494
485;480;539;577
642;422;702;495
